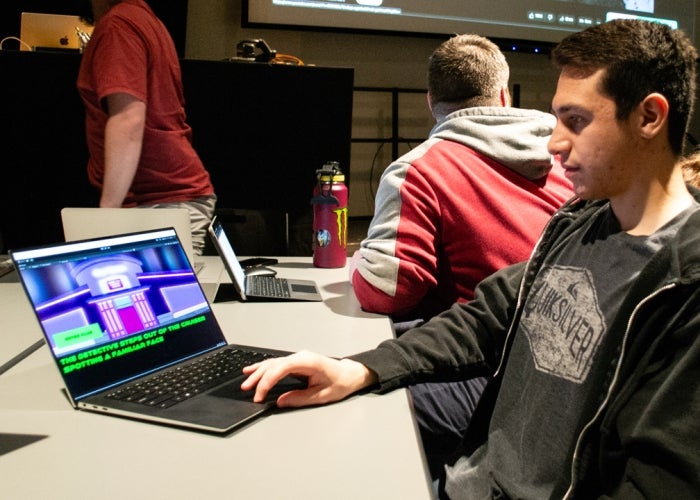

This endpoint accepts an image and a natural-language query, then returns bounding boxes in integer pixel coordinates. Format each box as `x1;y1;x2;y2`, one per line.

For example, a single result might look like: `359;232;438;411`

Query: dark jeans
410;377;489;480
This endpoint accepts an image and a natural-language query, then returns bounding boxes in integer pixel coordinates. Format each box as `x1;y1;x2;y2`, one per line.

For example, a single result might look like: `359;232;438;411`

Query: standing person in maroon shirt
77;0;216;255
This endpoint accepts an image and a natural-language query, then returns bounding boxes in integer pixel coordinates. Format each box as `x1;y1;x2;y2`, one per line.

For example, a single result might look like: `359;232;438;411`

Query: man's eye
565;115;585;130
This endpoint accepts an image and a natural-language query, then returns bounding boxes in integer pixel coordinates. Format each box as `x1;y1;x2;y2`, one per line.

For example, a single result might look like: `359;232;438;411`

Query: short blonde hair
428;34;509;109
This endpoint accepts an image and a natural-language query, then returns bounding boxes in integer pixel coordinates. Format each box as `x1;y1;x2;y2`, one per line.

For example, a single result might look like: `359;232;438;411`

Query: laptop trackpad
210;376;307;404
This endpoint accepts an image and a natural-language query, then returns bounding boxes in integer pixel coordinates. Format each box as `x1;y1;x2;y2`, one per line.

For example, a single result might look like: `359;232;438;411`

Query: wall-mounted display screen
245;1;695;46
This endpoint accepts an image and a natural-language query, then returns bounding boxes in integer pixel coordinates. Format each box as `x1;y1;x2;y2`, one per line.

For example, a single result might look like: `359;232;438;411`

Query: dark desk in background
0;51;353;254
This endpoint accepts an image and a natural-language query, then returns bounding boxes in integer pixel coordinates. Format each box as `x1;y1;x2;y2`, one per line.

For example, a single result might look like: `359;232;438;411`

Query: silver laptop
60;207;201;272
9;228;305;433
208;216;322;302
19;12;93;52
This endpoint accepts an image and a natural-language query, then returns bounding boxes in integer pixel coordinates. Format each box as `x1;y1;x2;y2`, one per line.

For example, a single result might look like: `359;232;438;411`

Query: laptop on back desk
207;216;322;302
61;207;201;273
10;228;304;433
19;12;93;52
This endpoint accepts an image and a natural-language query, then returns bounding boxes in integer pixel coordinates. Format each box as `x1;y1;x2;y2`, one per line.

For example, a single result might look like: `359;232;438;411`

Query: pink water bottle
311;161;348;268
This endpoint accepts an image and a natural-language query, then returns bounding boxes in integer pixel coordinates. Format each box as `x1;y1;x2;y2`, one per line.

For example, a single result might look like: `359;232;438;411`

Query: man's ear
500;87;511;107
638;92;669;140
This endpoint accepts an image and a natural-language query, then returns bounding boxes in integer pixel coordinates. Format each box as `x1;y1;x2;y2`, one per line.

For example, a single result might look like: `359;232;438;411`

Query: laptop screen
11;229;226;400
209;217;247;292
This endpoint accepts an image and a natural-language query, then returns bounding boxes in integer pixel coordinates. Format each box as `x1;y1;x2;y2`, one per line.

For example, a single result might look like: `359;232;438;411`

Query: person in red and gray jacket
348;34;573;476
350;34;572;325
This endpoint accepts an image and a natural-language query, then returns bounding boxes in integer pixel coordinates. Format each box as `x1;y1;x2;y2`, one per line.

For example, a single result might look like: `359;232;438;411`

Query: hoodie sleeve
351;154;442;317
348;261;526;392
590;288;700;497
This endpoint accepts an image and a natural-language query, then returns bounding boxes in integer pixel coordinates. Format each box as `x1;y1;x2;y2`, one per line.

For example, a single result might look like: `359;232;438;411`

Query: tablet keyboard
246;276;290;298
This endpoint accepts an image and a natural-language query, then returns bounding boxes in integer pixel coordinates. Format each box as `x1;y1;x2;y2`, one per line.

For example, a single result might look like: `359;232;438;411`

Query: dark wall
0;0;188;56
0;51;95;252
0;51;353;253
181;59;354;210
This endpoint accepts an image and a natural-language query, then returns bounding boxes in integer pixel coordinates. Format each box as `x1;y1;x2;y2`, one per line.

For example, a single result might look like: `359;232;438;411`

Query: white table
0;257;433;499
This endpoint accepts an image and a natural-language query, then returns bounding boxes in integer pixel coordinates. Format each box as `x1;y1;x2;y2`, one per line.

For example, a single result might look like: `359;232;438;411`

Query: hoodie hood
431;106;556;180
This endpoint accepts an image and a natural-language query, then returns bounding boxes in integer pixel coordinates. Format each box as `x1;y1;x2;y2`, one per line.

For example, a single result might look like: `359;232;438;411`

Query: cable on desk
0;36;32;51
0;339;44;376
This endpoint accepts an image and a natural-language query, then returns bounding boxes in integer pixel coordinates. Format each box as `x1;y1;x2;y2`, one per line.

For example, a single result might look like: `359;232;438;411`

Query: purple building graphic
72;256;157;339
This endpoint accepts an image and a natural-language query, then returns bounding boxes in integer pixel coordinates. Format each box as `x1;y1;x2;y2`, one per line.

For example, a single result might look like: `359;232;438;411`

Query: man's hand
241;351;377;407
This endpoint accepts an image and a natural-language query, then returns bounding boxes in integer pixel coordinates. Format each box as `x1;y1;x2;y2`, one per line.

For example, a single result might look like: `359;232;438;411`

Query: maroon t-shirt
77;0;213;206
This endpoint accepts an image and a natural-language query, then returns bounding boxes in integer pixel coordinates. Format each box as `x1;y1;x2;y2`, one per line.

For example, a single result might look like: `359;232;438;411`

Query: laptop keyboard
106;348;276;409
247;276;290;298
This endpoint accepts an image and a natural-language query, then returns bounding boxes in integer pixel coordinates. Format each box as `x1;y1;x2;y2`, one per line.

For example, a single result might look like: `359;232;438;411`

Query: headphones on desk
228;38;304;65
234;39;276;62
